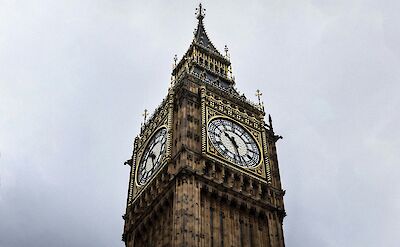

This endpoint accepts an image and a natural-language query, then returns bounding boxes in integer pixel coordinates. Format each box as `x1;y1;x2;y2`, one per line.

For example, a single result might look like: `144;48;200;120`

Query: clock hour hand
149;151;156;165
230;136;238;148
231;137;240;156
225;132;240;155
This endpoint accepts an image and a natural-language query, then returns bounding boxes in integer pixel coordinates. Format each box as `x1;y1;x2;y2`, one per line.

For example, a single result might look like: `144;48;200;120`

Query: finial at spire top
196;3;206;21
255;89;263;105
142;109;148;123
224;45;230;59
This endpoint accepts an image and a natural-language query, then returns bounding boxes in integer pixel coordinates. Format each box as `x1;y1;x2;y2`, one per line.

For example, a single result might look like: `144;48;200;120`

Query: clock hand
230;136;240;156
230;136;238;148
149;151;156;165
225;132;240;156
224;132;235;146
225;132;237;144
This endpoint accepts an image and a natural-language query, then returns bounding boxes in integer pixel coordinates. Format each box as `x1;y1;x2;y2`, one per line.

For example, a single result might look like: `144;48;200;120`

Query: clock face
208;118;260;168
137;127;167;185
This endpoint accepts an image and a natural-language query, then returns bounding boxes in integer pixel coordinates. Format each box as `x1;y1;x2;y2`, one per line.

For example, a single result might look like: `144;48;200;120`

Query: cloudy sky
1;0;399;246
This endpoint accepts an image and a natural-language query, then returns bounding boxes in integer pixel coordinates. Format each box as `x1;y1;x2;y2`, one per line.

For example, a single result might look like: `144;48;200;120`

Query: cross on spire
196;3;205;20
255;89;263;105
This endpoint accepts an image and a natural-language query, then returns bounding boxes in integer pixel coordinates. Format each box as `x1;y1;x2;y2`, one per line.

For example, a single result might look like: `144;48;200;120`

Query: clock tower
123;4;286;247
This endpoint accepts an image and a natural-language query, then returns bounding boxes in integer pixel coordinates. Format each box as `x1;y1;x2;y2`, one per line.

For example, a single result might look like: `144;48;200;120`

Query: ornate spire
193;3;220;55
142;109;148;123
224;45;230;59
172;3;234;86
173;54;178;67
255;89;263;105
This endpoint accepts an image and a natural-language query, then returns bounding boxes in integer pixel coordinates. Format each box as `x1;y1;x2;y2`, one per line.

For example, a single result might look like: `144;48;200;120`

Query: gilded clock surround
134;125;168;187
201;89;271;182
127;96;172;206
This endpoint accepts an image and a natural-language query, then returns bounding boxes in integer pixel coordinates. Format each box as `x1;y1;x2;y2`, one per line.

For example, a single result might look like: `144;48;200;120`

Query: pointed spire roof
172;3;232;82
193;3;222;56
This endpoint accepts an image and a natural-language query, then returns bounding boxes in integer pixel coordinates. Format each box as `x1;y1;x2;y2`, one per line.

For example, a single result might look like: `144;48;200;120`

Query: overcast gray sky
1;1;399;246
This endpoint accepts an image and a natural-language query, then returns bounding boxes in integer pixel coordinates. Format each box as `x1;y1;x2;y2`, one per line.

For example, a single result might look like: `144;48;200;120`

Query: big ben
123;4;286;247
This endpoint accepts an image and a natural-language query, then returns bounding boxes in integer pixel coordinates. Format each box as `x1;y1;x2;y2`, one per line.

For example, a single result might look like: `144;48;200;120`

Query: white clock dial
208;118;260;168
137;127;167;185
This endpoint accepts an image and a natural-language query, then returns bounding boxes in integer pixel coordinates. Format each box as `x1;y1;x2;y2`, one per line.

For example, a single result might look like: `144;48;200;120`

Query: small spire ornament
224;45;229;57
142;109;148;123
255;89;263;106
170;75;174;88
173;54;178;67
268;114;273;131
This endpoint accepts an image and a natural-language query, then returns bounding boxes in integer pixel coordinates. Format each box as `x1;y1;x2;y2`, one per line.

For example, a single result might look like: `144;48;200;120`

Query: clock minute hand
224;132;232;139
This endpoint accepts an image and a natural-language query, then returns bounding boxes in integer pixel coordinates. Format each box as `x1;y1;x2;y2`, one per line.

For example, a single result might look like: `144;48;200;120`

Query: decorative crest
196;3;206;20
